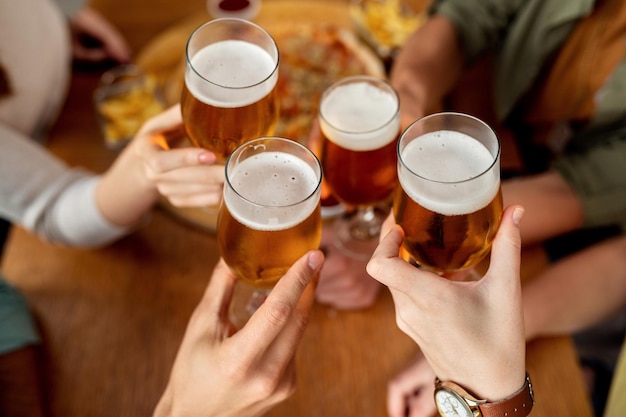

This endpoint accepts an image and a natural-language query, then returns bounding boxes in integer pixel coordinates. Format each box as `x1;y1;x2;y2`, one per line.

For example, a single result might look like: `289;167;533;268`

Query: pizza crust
271;24;386;143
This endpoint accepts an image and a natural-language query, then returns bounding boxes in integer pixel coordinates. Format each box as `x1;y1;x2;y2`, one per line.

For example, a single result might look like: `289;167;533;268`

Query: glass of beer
181;18;279;161
217;137;323;327
318;75;401;259
395;112;503;275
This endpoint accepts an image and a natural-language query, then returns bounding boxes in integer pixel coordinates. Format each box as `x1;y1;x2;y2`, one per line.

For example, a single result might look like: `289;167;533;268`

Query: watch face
435;389;474;417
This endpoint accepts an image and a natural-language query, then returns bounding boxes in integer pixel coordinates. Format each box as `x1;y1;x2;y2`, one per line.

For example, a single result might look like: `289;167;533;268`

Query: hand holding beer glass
217;137;323;327
319;75;401;259
181;18;279;211
394;112;503;275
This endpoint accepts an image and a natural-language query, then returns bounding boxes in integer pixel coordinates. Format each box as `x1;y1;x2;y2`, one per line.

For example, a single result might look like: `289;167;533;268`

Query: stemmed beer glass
394;112;503;275
318;75;401;259
217;137;323;327
181;18;279;211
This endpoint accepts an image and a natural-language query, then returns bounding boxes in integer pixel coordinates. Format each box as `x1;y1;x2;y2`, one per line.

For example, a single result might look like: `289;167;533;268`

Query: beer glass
395;112;503;275
217;137;322;327
318;75;400;259
181;18;279;160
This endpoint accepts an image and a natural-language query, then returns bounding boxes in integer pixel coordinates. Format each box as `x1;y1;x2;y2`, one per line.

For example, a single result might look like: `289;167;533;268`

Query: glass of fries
94;64;166;150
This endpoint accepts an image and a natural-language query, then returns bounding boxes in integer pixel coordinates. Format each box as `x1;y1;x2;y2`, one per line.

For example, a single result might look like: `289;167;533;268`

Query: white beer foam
399;130;500;216
224;152;319;231
186;39;277;108
319;81;400;151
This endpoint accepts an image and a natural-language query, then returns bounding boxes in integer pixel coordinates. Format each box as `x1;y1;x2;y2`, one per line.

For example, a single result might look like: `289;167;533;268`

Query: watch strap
478;373;534;417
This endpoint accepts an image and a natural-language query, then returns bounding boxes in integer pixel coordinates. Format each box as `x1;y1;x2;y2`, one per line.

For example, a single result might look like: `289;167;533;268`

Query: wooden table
1;1;594;416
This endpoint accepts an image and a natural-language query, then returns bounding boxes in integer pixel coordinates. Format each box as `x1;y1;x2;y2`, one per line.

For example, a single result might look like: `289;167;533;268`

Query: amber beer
181;20;279;161
395;116;502;273
217;138;322;289
319;76;400;207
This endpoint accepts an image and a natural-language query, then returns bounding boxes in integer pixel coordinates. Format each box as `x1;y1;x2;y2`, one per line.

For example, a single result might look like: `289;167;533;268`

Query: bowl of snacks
94;64;167;150
349;0;427;62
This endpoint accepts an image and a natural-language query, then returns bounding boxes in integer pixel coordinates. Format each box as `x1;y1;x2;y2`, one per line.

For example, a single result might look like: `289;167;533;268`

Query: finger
379;212;396;243
153;167;224;208
164;191;223;209
147;161;223;184
189;259;237;335
132;106;185;154
261;273;317;373
407;393;437;417
137;104;183;137
388;373;419;417
100;33;132;64
72;44;109;62
143;147;218;179
256;356;299;412
157;181;223;195
161;186;224;208
152;125;188;150
368;226;450;300
387;355;436;417
155;176;224;194
366;225;414;290
76;8;132;63
315;252;350;293
315;260;381;309
241;250;324;351
485;205;524;287
387;392;408;417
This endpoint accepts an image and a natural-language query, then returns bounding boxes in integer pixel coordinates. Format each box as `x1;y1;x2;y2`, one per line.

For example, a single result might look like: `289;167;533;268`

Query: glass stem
245;289;271;316
349;206;382;240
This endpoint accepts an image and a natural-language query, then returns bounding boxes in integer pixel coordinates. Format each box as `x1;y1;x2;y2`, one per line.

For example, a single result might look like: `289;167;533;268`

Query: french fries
350;0;425;57
96;72;166;148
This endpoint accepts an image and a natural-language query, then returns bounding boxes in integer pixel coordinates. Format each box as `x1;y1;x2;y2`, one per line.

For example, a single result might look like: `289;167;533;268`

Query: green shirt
432;0;626;229
0;275;40;355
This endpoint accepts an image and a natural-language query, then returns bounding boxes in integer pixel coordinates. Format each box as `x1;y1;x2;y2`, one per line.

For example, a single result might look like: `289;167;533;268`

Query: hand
387;354;437;417
367;205;527;401
389;49;426;130
315;221;383;310
154;250;324;417
131;104;226;208
307;122;383;310
389;15;464;130
390;73;426;131
69;6;131;64
96;105;225;228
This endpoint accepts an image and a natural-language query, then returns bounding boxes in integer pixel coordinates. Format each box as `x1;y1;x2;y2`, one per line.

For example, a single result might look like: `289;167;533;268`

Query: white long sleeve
0;126;129;247
0;0;130;247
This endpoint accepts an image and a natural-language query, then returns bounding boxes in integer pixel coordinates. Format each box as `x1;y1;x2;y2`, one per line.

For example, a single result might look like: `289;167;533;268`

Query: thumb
485;205;524;285
137;104;183;137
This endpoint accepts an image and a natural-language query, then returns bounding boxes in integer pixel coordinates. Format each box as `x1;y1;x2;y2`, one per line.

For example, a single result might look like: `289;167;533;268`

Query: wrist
475;370;528;403
97;147;159;227
434;372;534;417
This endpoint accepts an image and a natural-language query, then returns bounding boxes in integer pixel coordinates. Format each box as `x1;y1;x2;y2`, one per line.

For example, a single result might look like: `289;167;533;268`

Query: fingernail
512;206;525;227
198;152;216;163
308;250;324;271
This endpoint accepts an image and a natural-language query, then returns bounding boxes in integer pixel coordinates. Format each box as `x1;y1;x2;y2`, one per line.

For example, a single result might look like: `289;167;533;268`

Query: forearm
390;15;464;122
523;235;626;340
503;171;584;245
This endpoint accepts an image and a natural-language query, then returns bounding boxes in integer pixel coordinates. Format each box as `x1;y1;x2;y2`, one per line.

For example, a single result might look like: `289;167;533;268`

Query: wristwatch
434;373;534;417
